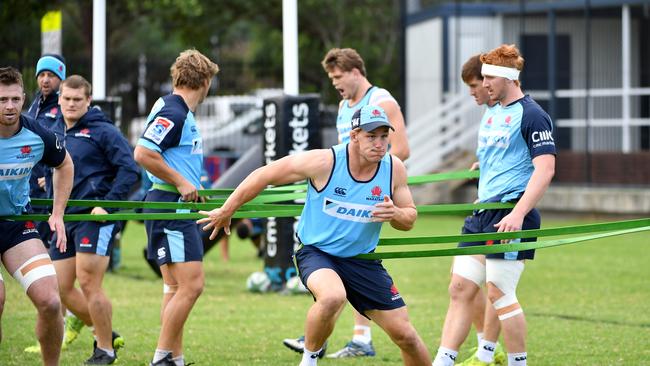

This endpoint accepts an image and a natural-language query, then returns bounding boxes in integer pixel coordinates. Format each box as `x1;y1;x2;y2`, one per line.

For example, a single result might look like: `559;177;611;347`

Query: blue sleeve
26;117;67;167
99;126;141;205
521;105;557;158
138;108;184;152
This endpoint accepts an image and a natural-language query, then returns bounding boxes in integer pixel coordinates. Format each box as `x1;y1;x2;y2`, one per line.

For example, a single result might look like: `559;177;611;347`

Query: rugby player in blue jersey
284;46;411;360
198;105;431;366
0;66;74;366
134;49;219;366
432;44;556;366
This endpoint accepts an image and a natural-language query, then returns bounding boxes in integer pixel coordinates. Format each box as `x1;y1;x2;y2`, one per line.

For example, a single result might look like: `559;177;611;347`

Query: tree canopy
0;0;402;124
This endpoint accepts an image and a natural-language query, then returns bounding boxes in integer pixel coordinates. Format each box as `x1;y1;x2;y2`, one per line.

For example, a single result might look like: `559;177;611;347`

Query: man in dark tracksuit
48;75;139;365
25;54;67;245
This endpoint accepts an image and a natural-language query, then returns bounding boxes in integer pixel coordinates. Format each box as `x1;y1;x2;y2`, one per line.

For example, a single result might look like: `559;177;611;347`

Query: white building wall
406;19;443;121
502;16;642;151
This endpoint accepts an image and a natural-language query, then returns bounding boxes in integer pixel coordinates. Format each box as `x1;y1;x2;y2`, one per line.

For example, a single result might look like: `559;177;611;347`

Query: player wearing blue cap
199;105;431;366
284;46;411;360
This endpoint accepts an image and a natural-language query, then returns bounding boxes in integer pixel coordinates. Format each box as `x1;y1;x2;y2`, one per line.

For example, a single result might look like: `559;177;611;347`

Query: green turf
0;214;648;365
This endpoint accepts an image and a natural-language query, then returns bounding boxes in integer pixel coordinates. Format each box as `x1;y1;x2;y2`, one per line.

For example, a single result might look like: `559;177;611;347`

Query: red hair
480;44;524;71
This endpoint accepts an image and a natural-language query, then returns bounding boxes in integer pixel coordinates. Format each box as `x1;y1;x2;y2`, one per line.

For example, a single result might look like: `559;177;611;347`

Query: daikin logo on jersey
0;163;33;180
323;198;374;223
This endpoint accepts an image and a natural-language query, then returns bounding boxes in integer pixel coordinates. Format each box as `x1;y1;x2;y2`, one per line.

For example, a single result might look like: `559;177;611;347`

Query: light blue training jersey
137;94;203;188
0;115;66;216
337;86;400;143
296;143;393;257
477;95;556;202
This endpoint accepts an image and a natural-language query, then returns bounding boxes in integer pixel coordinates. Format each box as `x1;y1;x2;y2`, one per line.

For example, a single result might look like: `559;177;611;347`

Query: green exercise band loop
356;226;650;259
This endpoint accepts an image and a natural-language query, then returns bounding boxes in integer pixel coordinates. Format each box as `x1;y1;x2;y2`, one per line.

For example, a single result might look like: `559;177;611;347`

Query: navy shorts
294;245;406;317
0;220;42;255
143;190;203;265
49;221;120;261
458;208;541;260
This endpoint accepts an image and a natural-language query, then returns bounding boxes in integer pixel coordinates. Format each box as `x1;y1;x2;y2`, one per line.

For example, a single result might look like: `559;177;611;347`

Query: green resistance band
12;201;515;221
378;218;650;246
133;170;481;197
357;226;650;260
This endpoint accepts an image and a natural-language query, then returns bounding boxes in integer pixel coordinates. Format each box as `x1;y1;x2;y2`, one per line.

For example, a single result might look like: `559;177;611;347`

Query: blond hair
171;49;220;90
480;44;525;71
321;48;367;77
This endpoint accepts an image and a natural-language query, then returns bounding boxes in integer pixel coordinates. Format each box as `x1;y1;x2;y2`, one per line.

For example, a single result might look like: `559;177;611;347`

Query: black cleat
93;331;125;352
84;347;116;365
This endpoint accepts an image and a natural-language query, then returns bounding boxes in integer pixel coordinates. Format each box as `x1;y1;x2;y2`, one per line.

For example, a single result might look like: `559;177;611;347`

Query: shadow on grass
529;312;650;328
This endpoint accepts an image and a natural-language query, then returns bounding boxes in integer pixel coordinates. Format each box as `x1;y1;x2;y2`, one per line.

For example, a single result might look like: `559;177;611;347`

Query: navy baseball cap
351;105;394;132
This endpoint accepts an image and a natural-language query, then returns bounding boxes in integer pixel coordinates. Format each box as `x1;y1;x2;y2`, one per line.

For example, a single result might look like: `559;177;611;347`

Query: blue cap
351;105;394;132
35;54;66;80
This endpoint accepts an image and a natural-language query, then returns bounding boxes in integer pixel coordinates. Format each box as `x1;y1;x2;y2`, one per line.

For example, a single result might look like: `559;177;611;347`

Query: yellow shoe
493;343;506;365
63;314;84;347
456;354;494;366
24;344;41;354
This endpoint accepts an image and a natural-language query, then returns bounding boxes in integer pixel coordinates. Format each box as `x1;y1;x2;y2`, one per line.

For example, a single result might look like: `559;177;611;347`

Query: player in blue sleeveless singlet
0;67;74;366
280;47;412;359
134;50;220;366
198;105;432;366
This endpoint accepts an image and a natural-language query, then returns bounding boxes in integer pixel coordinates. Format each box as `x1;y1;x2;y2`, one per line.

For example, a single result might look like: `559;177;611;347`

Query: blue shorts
294;245;405;317
36;221;52;247
49;221;120;260
458;208;541;260
0;220;42;254
143;190;203;265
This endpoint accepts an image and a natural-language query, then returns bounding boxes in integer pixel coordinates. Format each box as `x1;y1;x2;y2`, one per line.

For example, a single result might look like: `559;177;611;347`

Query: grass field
0;214;648;365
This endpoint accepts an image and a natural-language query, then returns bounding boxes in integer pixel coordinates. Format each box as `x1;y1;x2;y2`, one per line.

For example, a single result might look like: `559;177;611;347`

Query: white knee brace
12;254;56;293
163;283;178;294
452;255;486;286
486;259;524;320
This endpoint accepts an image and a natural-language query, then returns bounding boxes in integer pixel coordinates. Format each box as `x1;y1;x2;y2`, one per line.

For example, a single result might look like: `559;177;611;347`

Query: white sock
172;355;185;366
352;325;372;345
432;346;458;366
476;339;496;362
508;352;527;366
153;349;172;363
299;348;320;366
98;347;115;357
476;332;484;344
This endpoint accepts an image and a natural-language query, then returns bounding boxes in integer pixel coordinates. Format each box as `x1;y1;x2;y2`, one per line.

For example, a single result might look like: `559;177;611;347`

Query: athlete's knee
77;273;101;295
33;291;62;318
448;276;480;303
449;256;484;301
389;324;421;350
316;291;347;313
486;259;525;320
179;278;204;300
